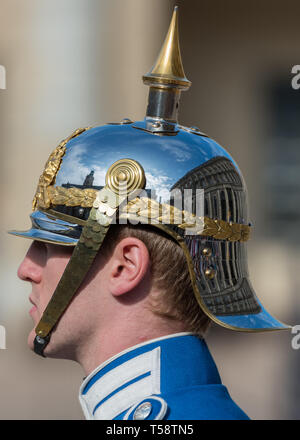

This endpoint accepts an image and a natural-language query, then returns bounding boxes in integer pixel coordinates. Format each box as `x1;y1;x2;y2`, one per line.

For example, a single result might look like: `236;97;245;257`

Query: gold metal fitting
143;6;191;90
202;247;212;257
105;158;146;195
205;268;216;279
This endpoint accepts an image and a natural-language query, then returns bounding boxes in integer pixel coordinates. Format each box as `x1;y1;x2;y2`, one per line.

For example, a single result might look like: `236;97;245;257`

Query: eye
32;240;47;253
27;241;48;267
45;243;74;258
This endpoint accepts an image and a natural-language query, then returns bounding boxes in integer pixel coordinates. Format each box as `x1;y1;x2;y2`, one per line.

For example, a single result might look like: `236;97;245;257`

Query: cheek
40;256;71;311
36;250;104;336
60;272;104;331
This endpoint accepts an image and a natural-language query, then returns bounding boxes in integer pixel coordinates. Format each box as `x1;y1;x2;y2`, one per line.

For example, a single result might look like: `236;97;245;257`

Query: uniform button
133;402;152;420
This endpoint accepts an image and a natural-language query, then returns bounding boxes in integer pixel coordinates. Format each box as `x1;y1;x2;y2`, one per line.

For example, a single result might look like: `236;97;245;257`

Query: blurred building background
0;0;299;419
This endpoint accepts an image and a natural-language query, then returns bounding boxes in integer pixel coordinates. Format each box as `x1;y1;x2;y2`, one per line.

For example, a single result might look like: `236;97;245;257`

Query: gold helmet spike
142;6;191;125
143;6;191;90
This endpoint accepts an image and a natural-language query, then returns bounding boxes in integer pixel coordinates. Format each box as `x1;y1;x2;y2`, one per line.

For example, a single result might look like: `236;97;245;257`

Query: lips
29;295;37;306
29;296;38;315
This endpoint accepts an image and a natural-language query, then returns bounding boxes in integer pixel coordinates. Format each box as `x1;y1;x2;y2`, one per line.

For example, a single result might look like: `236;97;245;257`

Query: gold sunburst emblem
105;158;146;195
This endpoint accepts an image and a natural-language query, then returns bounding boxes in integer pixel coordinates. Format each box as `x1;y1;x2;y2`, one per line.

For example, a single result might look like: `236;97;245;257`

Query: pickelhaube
9;7;290;356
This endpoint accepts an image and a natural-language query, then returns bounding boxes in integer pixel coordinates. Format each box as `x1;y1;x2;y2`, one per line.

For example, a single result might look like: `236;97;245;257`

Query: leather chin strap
33;187;127;357
34;335;51;357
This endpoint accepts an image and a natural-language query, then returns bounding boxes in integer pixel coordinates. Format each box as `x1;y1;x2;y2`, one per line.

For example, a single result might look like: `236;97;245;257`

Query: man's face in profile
17;241;74;352
16;238;116;362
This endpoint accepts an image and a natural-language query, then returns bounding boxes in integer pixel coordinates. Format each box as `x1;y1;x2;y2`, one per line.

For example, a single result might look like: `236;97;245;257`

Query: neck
75;312;188;376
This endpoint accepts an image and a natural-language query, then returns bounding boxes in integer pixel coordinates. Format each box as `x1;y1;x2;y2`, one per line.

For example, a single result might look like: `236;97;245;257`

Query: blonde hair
102;224;211;336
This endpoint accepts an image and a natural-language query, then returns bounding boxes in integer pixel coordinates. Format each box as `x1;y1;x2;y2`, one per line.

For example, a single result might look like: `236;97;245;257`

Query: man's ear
108;237;150;296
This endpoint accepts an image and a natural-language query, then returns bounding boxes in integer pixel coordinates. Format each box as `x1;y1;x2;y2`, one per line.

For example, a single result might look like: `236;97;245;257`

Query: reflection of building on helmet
83;170;95;187
171;156;260;317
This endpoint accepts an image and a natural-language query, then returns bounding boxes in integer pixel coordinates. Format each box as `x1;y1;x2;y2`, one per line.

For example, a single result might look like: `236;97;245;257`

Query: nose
17;241;46;283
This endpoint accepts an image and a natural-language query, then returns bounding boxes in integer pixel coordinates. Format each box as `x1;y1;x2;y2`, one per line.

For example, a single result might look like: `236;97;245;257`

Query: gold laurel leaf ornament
32;127;91;210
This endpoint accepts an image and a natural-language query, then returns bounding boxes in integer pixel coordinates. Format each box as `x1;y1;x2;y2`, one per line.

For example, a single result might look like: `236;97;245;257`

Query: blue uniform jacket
79;333;250;420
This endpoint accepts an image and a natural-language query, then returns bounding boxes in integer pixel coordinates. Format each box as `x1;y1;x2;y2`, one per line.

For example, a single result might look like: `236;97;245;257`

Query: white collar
79;332;194;420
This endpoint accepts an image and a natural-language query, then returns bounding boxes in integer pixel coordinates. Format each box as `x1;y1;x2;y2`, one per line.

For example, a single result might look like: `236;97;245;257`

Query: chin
27;324;77;360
